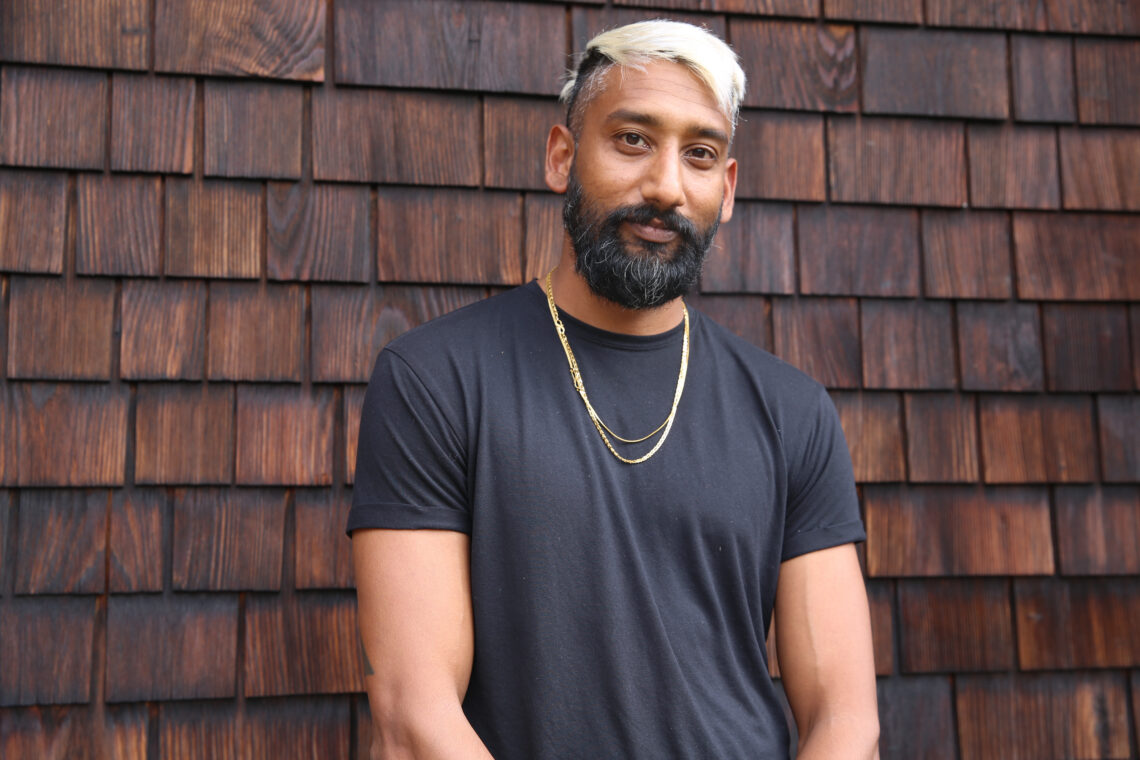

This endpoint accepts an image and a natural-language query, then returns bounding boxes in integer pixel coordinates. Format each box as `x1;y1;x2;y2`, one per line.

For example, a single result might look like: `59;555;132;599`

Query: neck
547;244;687;336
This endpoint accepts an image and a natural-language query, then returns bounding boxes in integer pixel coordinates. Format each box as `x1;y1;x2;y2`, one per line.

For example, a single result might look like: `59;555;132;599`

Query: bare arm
775;543;879;759
353;528;494;760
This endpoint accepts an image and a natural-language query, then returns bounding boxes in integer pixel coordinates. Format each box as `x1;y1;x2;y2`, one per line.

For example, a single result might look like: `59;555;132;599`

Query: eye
687;146;717;165
618;132;647;148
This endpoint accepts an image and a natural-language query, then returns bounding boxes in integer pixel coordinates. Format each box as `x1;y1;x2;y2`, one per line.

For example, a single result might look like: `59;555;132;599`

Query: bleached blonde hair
560;20;747;136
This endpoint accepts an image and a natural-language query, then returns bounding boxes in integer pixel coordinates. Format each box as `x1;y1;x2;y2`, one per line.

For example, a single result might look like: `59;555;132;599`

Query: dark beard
561;171;721;310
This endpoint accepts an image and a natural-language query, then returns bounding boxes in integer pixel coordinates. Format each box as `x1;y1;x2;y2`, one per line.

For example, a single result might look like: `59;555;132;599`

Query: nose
640;149;685;210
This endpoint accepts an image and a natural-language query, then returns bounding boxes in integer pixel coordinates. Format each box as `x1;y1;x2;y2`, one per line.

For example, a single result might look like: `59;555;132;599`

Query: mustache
606;204;700;242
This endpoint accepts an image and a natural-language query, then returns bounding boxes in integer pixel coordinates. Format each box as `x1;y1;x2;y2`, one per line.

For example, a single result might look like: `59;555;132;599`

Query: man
350;20;879;759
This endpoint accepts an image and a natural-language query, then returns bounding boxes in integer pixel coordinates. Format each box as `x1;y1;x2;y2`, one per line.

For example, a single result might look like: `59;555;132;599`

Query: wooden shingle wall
0;0;1137;757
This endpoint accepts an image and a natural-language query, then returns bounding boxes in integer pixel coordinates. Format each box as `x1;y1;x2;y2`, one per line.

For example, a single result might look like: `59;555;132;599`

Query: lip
625;221;678;244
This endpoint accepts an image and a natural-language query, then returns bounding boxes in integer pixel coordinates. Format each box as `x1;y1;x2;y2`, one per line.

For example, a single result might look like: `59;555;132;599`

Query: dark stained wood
0;170;66;274
968;124;1059;209
105;593;238;702
0;493;8;591
799;205;919;297
905;393;979;482
1134;305;1140;389
702;202;794;294
345;385;365;485
244;593;364;696
877;677;958;760
866;580;894;674
204;81;303;179
312;87;480;185
295;489;354;589
713;0;816;12
354;696;373;760
956;673;1131;760
135;384;234;484
1015;577;1140;668
734;111;825;201
831;391;906;482
979;394;1096;483
1055;485;1140;575
267;182;371;282
1059;127;1140;211
111;73;195;173
925;0;1047;30
484;97;563;190
120;279;206;379
0;66;106;169
899;578;1013;672
243;697;350;760
311;285;485;383
235;385;335;486
572;7;726;54
335;0;563;95
1045;0;1140;34
207;282;304;381
1042;304;1132;391
160;701;237;760
76;174;161;276
685;293;772;351
524;193;563;282
0;0;149;69
1099;395;1140;481
612;0;704;7
861;300;955;389
154;0;324;80
825;0;921;21
171;488;286;590
1012;35;1075;122
0;596;94;705
922;210;1012;299
730;20;856;111
957;301;1043;391
377;188;523;285
108;489;164;592
771;297;860;388
862;28;1008;119
0;705;147;760
828;116;966;206
1014;212;1140;300
165;179;262;278
14;490;106;594
7;276;114;380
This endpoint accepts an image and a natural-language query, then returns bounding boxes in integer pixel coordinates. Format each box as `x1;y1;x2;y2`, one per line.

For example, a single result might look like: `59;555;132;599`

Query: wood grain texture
956;672;1130;760
345;385;365;485
979;394;1097;483
861;300;955;389
311;284;485;383
108;489;163;592
207;282;304;381
104;593;238;702
1059;127;1140;210
878;678;958;760
771;297;860;388
713;0;817;12
0;493;8;592
957;301;1043;391
922;210;1012;299
1016;577;1140;668
267;182;370;282
295;489;353;589
1043;304;1132;391
866;581;894;674
76;174;161;276
244;593;364;696
1056;485;1140;574
0;170;66;274
1134;305;1140;389
154;0;325;80
925;0;1047;30
336;0;564;94
899;579;1014;672
968;124;1059;209
830;391;905;482
111;73;194;173
685;294;772;351
235;385;335;485
0;66;106;169
1014;212;1140;300
160;701;237;760
572;7;725;54
483;97;562;190
730;20;856;111
733;111;825;201
120;279;206;379
524;192;563;282
14;490;106;594
825;0;921;21
0;0;148;69
702;202;794;294
0;705;146;760
165;179;262;278
0;596;94;705
7;276;114;380
243;697;350;760
135;384;234;484
204;80;302;179
799;205;919;297
312;87;480;185
862;28;1008;119
172;488;286;590
828;116;966;206
1012;35;1075;122
864;484;1054;576
1099;395;1140;481
1045;0;1140;34
905;393;979;482
377;188;523;285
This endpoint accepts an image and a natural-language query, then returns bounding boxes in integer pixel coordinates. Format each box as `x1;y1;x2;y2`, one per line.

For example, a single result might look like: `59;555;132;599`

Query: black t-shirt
348;281;865;759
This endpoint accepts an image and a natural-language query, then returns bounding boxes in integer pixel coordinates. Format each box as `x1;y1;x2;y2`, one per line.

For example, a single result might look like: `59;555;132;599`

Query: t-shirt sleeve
346;347;471;535
781;384;865;561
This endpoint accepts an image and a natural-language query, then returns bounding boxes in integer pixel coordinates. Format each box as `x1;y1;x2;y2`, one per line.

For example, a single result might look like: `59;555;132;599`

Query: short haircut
560;20;747;137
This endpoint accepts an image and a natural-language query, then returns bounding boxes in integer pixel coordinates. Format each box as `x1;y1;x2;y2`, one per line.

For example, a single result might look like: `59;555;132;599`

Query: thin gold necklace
544;268;689;465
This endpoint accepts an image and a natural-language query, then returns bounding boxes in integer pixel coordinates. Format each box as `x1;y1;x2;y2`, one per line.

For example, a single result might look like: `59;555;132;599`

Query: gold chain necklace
544;268;689;465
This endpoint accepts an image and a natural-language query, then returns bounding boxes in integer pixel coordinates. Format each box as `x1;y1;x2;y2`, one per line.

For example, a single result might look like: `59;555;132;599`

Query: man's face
562;60;737;310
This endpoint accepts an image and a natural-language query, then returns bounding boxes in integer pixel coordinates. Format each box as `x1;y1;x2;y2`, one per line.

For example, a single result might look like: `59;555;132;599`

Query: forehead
583;60;731;138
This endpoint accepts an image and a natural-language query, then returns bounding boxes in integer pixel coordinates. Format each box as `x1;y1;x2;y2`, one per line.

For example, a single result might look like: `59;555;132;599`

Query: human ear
719;157;738;224
544;124;575;194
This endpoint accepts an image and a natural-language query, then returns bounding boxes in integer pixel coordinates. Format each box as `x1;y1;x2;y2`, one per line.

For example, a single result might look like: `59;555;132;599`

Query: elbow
367;687;431;759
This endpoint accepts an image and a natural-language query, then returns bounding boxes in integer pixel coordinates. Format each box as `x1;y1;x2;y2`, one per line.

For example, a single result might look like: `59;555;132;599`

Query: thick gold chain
544;268;689;465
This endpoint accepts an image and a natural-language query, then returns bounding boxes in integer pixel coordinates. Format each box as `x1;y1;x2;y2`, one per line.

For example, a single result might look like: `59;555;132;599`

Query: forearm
368;693;494;760
795;712;879;760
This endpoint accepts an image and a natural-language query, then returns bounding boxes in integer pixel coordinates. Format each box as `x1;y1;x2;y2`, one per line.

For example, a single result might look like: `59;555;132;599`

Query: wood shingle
831;391;906;482
957;301;1044;391
798;205;919;297
295;489;354;589
235;385;335;486
730;19;856;111
108;489;164;592
967;124;1060;209
207;282;304;382
701;202;794;294
119;279;206;380
165;179;262;279
0;705;147;760
1099;394;1140;482
13;490;106;594
733;112;825;201
204;81;304;180
1011;35;1075;122
1075;39;1140;124
135;384;234;485
1014;212;1140;300
877;677;958;760
979;394;1097;483
0;0;149;70
771;297;860;388
76;174;161;276
267;182;372;282
1055;485;1140;575
484;98;563;191
0;596;95;706
0;66;107;170
861;300;955;389
899;579;1014;672
243;697;350;760
0;170;66;274
110;73;195;174
904;393;979;483
1016;578;1140;669
825;0;921;22
1043;304;1132;391
1059;128;1140;211
171;488;286;591
7;276;115;380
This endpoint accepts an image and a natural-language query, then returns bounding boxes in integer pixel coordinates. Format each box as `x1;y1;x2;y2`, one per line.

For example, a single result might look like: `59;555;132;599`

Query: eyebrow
603;108;730;146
